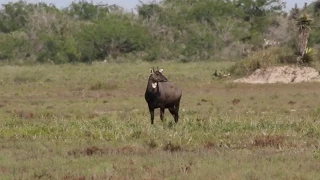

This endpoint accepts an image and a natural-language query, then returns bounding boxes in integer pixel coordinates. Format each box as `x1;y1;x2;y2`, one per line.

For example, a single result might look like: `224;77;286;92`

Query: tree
0;1;30;33
66;0;109;20
137;3;162;22
296;13;312;63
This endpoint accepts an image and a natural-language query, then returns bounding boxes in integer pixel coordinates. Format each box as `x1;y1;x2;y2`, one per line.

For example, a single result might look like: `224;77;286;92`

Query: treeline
0;0;319;64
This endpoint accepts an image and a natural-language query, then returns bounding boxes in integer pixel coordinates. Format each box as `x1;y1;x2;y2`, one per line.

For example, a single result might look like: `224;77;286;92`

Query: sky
0;0;316;12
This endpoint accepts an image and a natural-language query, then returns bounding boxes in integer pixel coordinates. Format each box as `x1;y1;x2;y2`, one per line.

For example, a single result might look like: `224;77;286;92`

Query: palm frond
296;13;312;31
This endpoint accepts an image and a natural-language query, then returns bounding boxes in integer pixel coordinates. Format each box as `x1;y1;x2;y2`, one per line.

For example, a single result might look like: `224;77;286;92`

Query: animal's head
149;67;168;88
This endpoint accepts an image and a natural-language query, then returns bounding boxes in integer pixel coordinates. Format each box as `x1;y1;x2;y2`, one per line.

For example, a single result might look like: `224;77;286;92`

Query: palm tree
296;13;312;64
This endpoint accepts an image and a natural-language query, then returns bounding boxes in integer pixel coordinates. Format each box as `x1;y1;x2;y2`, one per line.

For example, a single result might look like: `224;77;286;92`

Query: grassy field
0;61;320;179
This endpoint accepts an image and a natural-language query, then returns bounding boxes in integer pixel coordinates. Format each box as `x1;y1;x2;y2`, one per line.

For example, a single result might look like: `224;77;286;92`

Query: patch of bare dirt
163;142;182;152
251;135;285;149
62;174;86;180
234;66;320;84
203;141;216;149
68;145;147;157
12;110;35;119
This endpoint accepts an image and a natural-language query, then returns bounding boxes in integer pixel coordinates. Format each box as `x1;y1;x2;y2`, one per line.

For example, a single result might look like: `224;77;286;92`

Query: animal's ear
150;69;154;74
159;69;164;73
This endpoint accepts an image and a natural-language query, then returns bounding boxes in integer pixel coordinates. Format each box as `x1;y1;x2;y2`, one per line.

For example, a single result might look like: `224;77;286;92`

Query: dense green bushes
0;0;319;64
0;1;152;64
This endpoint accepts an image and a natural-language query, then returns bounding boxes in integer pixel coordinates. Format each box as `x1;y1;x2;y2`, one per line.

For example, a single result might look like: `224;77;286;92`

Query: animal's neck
147;81;155;92
147;79;159;93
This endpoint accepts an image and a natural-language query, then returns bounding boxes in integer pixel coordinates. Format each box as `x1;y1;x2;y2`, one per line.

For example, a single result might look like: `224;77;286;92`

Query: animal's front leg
149;106;155;124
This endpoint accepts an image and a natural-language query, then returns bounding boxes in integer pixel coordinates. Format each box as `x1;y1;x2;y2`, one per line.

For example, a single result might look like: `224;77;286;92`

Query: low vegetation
0;62;320;179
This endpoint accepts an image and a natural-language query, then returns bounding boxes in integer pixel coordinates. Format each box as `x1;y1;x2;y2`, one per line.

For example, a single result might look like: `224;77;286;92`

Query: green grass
0;61;320;179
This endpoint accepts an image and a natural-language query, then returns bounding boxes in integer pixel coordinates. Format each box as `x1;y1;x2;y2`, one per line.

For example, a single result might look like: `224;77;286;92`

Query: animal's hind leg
174;102;180;123
168;107;176;123
160;108;165;121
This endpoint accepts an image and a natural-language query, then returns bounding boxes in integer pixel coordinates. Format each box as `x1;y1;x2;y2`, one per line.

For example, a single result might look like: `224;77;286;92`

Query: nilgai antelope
145;67;182;124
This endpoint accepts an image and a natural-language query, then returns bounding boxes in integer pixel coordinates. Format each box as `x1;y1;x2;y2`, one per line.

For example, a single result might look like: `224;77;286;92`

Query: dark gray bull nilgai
145;67;182;124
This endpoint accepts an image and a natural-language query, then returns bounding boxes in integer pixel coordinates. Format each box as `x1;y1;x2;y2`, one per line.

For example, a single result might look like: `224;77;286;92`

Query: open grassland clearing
0;62;320;179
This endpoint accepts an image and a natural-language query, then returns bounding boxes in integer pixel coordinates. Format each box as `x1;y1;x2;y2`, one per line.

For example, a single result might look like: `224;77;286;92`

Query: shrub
36;35;81;64
76;14;152;62
229;47;295;76
301;47;316;65
0;31;28;60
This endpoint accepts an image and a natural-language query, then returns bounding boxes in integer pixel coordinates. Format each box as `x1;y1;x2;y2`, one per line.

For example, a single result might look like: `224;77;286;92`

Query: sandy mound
234;66;320;84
